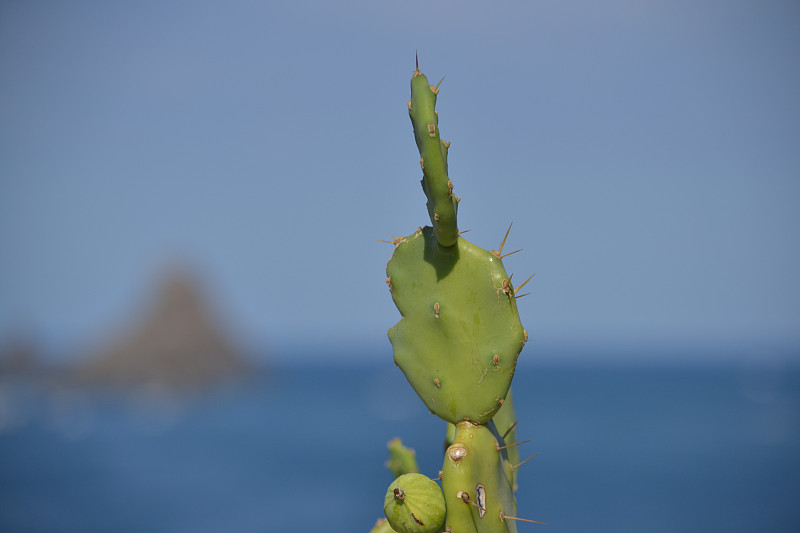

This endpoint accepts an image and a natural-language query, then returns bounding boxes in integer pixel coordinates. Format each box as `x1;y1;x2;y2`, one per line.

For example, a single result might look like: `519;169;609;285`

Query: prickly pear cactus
374;58;541;532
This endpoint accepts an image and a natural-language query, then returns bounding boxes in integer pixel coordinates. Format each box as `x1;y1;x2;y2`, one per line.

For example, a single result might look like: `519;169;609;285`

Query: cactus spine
377;59;538;532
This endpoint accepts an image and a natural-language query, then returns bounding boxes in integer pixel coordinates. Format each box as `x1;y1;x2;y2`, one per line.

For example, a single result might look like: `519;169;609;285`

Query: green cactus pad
441;422;517;533
409;70;459;247
387;226;525;425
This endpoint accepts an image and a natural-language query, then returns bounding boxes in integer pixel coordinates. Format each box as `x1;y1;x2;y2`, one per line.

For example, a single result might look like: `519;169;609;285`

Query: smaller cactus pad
386;438;420;478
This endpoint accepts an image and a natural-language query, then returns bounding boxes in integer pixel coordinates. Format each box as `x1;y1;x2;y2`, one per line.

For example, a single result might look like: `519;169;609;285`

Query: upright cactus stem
375;58;539;532
408;64;459;247
443;422;518;533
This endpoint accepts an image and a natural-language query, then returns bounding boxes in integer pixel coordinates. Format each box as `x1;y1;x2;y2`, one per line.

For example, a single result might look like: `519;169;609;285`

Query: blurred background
1;1;798;531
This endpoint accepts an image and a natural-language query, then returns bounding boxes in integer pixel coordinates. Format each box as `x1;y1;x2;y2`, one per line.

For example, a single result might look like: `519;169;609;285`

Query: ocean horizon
1;353;798;532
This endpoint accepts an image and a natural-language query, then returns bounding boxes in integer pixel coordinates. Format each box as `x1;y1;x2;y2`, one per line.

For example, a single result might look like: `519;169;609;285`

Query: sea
1;355;798;533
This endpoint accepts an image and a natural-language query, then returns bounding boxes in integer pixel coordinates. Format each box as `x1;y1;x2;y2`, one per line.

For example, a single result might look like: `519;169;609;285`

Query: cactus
376;58;541;532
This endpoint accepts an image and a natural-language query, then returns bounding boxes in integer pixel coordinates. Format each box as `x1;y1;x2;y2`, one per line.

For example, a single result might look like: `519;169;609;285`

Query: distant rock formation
0;332;41;378
74;270;249;390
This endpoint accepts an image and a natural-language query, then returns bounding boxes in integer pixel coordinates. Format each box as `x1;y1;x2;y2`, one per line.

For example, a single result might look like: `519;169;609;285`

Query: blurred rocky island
1;270;255;393
72;270;252;391
0;333;42;379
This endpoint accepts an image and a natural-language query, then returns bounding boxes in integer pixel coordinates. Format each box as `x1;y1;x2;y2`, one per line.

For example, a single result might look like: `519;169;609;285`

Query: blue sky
1;1;799;363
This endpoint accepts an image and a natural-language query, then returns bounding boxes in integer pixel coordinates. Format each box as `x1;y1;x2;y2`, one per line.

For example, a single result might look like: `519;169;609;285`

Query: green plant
371;59;540;533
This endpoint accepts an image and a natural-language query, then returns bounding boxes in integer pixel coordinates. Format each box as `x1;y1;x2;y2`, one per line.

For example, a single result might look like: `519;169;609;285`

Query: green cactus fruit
441;422;518;533
386;438;420;478
383;473;446;533
409;68;458;247
386;226;526;424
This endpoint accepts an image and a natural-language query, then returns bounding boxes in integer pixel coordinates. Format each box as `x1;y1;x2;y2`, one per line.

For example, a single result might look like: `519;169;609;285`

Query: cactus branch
408;59;459;246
